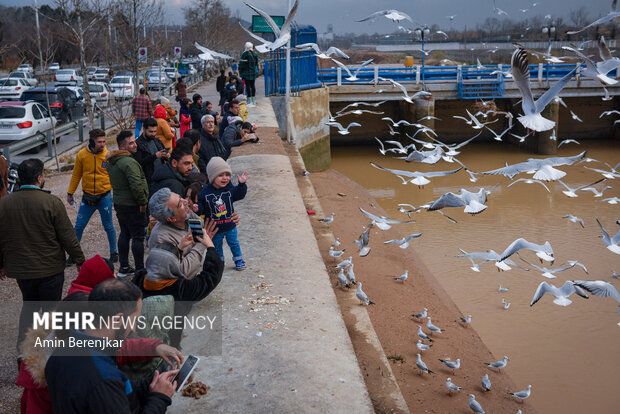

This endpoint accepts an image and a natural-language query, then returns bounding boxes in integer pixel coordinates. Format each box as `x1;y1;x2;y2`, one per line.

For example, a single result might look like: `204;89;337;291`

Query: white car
109;76;136;100
48;63;60;72
54;69;83;86
0;101;56;145
88;82;111;106
65;86;96;112
8;72;38;87
144;69;170;90
93;68;110;82
0;78;32;101
16;64;34;73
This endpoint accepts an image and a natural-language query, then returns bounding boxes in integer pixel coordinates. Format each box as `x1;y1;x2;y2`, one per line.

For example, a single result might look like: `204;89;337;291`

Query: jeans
114;204;146;270
74;192;117;254
16;272;64;351
135;119;144;138
212;227;242;262
244;78;256;98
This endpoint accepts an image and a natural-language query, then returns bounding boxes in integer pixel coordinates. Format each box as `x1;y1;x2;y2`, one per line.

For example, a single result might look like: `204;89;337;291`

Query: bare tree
569;7;590;28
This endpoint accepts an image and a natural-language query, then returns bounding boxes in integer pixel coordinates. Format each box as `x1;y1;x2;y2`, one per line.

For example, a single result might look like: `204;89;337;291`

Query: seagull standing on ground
486;355;508;372
427;317;443;334
356;282;375;305
328;246;345;258
469;394;486;413
346;263;357;285
417;325;433;342
508;385;532;403
482;374;492;391
416;353;434;374
319;212;334;223
394;270;408;281
412;308;428;319
445;378;462;394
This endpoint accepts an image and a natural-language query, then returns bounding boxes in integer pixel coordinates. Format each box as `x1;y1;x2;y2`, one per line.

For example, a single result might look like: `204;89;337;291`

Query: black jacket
46;330;171;414
149;162;190;198
218;110;236;137
189;103;205;130
134;134;166;187
197;128;229;174
221;123;245;152
216;75;226;92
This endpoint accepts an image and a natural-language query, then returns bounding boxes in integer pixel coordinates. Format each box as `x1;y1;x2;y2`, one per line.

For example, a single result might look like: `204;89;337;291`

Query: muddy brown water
331;140;619;414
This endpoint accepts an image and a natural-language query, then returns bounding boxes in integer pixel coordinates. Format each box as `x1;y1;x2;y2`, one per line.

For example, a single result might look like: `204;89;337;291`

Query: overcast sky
2;0;613;34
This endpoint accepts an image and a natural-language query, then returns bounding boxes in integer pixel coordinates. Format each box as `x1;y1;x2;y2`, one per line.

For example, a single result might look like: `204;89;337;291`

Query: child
198;157;249;270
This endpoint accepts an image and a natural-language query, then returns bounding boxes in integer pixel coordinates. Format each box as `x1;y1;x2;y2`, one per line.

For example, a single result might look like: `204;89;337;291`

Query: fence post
415;65;421;85
46;131;53;157
100;107;106;130
374;66;379;84
336;67;342;86
538;63;543;82
78;120;84;142
575;63;580;81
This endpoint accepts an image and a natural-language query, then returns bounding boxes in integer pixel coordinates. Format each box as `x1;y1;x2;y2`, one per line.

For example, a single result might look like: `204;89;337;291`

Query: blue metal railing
263;49;323;96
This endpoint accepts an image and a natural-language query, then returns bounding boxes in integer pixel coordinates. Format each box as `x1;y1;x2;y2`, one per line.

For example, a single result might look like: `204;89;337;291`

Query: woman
154;104;176;149
179;99;191;138
239;42;259;107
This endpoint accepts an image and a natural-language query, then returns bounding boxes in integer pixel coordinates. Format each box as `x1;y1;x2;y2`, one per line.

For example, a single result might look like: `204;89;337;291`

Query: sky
1;0;613;34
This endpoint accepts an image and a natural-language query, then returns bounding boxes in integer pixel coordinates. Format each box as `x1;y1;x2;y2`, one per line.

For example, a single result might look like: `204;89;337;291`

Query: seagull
243;0;299;51
326;121;362;135
415;353;434;375
557;178;605;197
446;377;462;394
419;115;442;122
486;355;508;372
600;196;620;204
319;212;335;223
530;281;589;306
330;58;374;81
521;256;587;279
506;178;551;192
446;14;456;21
426;317;443;334
336;268;350;289
502;298;511;309
427;186;498;215
384;139;411;154
493;0;509;16
500;238;554;264
509;131;532;143
370;162;462;187
357;9;414;23
439;358;460;372
595;35;620;75
332;238;341;248
356;281;375;305
347;263;357;284
585;166;620;179
460;315;472;325
567;0;620;35
602;87;613;101
573;280;620;314
476;58;484;70
511;47;578;131
417;340;432;351
558;139;581;147
612;271;619;279
193;42;233;61
335;109;384;117
359;207;415;230
375;138;400;156
398;203;424;218
485;125;513;141
479;151;586;181
600;110;620;118
292;43;349;59
412;308;428;319
456;249;529;272
596;218;620;254
417;325;433;342
469;394;486;414
384;233;422;249
482;374;491;392
400;146;445;165
569;111;584;123
378;77;432;103
508;385;532;402
388;124;400;136
499;285;510;293
335;256;353;269
562;214;585;228
337;100;387;114
328;246;345;258
394;270;408;281
562;44;618;86
354;225;372;256
238;23;273;53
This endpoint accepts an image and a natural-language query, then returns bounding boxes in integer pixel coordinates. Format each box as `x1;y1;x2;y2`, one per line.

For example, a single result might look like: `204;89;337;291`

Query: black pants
114;204;146;271
244;78;256;98
16;272;65;351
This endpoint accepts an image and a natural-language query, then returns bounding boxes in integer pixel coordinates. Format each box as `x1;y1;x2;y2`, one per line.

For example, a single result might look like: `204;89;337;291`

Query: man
189;93;206;130
107;131;149;277
218;98;241;138
221;120;254;153
216;69;226;106
239;42;259;106
45;278;179;414
197;114;229;174
132;88;152;138
134;117;170;189
175;76;187;101
0;158;85;351
150;145;194;197
67;129;118;265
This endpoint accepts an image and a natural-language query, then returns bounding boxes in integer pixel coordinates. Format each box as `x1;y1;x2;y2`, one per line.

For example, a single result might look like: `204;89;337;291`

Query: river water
331;139;619;414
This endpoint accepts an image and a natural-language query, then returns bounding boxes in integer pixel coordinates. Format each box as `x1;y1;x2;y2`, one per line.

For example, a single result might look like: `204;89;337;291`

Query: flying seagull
562;214;585;228
359;207;416;230
370;162;462;187
596;218;620;254
194;42;233;61
326;120;362;135
427;186;498;215
354;224;372;256
330;58;374;81
499;238;554;264
506;178;551;192
567;0;620;35
384;233;422;249
573;279;620;314
478;151;586;181
530;281;589;307
292;43;349;59
243;0;299;51
357;9;414;23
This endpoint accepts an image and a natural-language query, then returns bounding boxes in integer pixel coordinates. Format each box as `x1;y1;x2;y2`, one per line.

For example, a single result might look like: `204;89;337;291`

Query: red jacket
68;254;114;295
180;113;191;138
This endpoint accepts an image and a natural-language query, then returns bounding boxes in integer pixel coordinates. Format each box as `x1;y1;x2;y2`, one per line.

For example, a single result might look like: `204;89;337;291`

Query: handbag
82;191;109;206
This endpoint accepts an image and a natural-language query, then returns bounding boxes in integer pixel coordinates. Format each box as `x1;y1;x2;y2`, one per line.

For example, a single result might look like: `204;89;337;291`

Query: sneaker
234;260;246;271
109;253;119;263
118;266;136;278
65;257;75;267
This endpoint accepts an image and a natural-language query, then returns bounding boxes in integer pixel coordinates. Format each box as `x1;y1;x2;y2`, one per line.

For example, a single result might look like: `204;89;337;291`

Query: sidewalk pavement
168;80;373;412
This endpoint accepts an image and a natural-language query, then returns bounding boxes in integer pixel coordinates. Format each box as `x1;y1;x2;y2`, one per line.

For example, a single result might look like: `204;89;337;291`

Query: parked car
144;69;170;90
16;64;34;73
0;101;56;145
115;70;134;77
88;82;111;107
20;87;85;124
109;76;136;100
87;67;97;79
8;72;38;87
55;69;83;86
0;78;32;101
48;62;60;72
93;67;110;82
163;67;177;81
65;86;96;113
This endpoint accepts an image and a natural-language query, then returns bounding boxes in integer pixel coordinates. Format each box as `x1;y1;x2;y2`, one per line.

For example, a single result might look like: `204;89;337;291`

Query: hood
151;161;185;184
106;149;132;164
154;105;167;119
68;254;115;295
17;327;53;387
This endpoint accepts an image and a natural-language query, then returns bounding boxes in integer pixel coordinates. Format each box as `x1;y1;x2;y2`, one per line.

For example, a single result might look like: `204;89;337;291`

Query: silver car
109;76;136;100
145;69;170;89
55;69;83;86
8;72;38;87
88;82;111;107
0;101;56;145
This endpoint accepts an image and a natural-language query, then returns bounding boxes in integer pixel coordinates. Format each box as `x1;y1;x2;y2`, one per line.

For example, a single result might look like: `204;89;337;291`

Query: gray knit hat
207;156;232;183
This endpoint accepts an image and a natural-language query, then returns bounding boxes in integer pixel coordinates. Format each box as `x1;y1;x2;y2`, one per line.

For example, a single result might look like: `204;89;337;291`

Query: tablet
173;354;200;392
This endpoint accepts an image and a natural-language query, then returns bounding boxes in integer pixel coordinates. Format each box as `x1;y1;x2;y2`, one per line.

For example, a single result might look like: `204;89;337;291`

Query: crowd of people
0;42;261;414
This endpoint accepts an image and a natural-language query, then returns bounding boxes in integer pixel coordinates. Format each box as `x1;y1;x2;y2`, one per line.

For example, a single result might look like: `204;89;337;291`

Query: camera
7;162;19;193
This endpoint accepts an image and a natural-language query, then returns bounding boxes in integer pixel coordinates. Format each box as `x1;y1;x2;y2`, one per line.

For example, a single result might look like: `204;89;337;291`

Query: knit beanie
207;156;232;183
160;96;170;105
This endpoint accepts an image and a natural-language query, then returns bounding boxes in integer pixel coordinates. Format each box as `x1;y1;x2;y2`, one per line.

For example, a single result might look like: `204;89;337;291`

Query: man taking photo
134;117;170;190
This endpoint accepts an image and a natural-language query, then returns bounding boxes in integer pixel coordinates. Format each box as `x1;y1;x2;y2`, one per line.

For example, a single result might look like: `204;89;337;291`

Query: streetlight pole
33;0;44;75
414;27;430;84
285;0;292;144
542;24;555;83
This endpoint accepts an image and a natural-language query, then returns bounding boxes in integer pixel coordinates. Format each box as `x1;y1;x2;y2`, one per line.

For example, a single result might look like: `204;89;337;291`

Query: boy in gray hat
197;157;249;270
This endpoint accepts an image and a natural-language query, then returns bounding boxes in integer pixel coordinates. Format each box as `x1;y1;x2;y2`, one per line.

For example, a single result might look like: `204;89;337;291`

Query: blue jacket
197;181;247;232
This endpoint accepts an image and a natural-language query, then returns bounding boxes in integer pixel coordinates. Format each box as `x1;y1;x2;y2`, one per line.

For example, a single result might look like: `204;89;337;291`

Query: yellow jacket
239;102;248;122
68;146;111;195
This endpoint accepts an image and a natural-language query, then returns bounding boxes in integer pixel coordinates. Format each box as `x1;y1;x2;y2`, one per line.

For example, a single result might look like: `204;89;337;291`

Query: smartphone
155;358;178;374
188;218;203;241
173;354;200;391
164;147;171;151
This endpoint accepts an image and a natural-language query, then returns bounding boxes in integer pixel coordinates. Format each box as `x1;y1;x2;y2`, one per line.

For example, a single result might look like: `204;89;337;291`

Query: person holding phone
135;117;170;192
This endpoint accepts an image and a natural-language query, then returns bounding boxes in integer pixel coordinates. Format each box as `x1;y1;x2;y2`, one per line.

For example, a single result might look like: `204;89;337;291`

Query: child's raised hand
238;171;249;183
